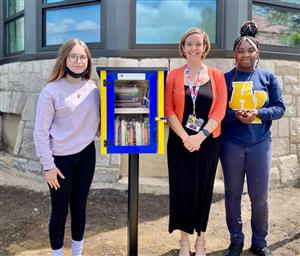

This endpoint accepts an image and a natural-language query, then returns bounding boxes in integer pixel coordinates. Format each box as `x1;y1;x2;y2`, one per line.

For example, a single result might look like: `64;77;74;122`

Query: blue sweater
222;68;285;145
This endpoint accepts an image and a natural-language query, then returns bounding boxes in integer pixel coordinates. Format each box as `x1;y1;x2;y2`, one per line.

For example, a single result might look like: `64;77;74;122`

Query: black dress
167;80;221;235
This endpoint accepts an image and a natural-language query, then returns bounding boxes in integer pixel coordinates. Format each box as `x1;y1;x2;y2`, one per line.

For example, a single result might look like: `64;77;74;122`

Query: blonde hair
179;28;211;59
48;39;92;83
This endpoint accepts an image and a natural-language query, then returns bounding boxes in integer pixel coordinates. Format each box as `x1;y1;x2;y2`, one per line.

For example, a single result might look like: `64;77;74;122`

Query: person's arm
33;88;56;170
241;74;286;123
257;74;285;120
164;70;189;145
166;114;189;141
205;69;227;132
183;118;218;152
33;88;64;189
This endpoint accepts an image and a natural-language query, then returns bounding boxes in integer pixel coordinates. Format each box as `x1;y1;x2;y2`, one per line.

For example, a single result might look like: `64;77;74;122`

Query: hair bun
240;21;258;37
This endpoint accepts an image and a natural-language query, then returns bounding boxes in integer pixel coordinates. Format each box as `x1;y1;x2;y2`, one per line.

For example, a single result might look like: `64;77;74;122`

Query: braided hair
233;21;259;52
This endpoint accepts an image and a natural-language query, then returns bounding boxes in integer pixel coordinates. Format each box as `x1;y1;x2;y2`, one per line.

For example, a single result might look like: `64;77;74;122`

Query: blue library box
97;67;167;155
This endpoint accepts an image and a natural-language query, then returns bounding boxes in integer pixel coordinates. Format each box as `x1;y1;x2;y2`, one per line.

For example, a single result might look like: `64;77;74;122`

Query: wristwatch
201;128;210;137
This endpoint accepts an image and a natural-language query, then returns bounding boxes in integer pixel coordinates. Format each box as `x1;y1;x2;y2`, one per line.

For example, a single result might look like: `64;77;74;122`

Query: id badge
185;114;204;132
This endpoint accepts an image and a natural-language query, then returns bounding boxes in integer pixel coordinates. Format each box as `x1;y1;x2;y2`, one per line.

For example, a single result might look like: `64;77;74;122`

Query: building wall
0;57;299;186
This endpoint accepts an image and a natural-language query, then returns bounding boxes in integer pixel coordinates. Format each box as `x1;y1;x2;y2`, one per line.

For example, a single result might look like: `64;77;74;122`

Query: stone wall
0;58;299;186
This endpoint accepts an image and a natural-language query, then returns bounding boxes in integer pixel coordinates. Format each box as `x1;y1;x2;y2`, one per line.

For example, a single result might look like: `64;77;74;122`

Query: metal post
128;154;139;256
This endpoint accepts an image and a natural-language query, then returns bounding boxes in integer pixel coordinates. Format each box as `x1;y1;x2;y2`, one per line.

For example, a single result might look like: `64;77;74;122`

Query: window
135;0;217;45
42;0;101;46
44;0;66;3
4;0;25;55
5;0;24;17
253;1;300;48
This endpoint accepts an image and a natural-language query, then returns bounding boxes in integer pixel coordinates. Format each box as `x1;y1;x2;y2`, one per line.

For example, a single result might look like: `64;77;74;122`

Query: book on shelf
135;121;142;145
114;116;150;146
141;117;148;145
115;102;143;107
114;81;149;108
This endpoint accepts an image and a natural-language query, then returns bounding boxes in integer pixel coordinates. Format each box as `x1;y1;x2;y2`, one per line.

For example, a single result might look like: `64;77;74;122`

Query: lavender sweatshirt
33;78;100;170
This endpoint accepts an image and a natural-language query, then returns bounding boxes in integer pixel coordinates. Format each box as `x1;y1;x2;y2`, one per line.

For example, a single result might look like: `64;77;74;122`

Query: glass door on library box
97;67;167;155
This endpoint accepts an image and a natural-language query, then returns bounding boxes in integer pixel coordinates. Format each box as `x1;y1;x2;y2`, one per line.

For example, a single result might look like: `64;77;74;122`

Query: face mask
64;67;88;79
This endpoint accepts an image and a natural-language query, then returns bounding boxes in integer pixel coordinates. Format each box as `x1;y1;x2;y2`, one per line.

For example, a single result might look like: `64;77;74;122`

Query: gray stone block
283;95;293;105
12;91;26;114
270;167;281;185
8;63;21;83
271;121;278;137
284;105;296;117
284;84;292;94
22;94;37;121
107;58;139;67
14;120;25;156
292;83;300;95
139;59;169;68
19;128;36;159
272;138;290;156
27;160;42;174
92;167;119;183
290;118;300;143
284;75;299;85
0;91;13;113
110;154;120;167
12;158;28;172
278;118;289;137
279;154;300;184
169;58;186;70
0;74;9;90
215;59;232;72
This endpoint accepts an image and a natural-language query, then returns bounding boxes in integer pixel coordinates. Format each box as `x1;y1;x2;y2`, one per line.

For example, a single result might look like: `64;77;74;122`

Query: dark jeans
49;142;95;250
220;137;271;248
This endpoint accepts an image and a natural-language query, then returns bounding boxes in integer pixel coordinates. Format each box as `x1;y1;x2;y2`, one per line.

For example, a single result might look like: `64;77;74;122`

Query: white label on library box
117;73;146;80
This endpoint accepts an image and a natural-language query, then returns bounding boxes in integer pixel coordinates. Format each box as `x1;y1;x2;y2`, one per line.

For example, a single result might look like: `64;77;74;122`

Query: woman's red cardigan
164;65;227;137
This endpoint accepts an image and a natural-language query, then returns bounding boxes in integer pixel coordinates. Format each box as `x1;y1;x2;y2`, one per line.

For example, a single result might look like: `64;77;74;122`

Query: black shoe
225;243;243;256
250;245;272;256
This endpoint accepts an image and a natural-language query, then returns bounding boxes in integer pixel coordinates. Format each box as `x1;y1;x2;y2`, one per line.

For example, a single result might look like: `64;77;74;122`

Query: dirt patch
1;182;300;256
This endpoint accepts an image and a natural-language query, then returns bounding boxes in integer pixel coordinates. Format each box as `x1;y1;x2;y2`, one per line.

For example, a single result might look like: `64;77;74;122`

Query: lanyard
185;64;207;115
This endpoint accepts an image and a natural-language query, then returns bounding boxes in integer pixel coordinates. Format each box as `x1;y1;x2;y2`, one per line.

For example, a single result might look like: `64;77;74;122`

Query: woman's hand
45;168;65;190
235;109;258;124
183;133;205;152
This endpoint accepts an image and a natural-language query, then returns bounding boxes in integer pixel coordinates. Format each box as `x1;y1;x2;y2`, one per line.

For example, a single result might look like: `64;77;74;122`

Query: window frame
37;0;105;53
251;0;300;56
3;0;25;56
129;0;224;53
1;0;299;65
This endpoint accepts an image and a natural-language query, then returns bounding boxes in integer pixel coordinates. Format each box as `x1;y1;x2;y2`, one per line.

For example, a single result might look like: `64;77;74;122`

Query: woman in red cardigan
164;28;227;256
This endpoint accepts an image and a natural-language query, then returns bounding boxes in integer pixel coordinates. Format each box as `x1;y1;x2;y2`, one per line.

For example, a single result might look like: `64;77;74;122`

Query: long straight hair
47;39;92;83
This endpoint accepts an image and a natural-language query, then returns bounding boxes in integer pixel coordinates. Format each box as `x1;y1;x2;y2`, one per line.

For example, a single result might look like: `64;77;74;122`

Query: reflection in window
253;4;300;47
136;0;217;44
5;0;24;17
43;0;65;3
278;0;299;4
7;17;24;53
45;4;101;45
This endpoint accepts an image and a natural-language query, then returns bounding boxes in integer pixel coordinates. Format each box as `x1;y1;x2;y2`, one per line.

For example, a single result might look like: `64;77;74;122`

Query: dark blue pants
49;142;95;250
220;137;271;248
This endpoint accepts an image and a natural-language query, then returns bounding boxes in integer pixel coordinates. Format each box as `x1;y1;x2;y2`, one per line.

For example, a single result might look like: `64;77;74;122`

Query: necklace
185;64;207;116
